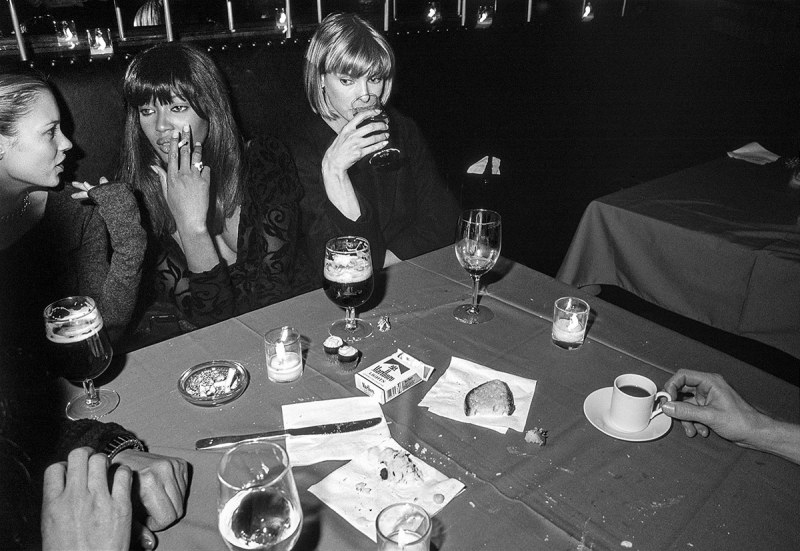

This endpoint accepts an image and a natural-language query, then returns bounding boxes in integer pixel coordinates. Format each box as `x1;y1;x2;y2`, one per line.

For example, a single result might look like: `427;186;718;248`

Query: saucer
583;387;671;442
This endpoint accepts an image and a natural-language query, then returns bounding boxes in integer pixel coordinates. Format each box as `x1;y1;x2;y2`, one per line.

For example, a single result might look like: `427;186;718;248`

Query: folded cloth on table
727;142;780;165
282;396;390;466
309;437;465;542
419;357;536;434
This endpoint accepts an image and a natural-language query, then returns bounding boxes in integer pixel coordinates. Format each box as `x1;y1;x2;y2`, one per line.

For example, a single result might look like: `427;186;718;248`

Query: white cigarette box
355;349;434;404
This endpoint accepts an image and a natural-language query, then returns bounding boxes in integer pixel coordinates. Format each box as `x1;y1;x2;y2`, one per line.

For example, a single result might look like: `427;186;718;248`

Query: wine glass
323;236;374;341
218;441;303;551
453;209;502;324
351;93;401;172
43;296;119;420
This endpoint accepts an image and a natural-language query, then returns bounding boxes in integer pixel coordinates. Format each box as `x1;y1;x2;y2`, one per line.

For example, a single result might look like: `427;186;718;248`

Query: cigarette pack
355;349;434;404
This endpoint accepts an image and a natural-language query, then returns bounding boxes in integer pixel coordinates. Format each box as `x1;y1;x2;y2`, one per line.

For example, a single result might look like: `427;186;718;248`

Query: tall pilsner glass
453;209;502;324
43;296;119;419
323;236;374;341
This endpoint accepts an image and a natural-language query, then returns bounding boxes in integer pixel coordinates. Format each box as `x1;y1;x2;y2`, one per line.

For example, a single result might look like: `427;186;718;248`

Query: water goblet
323;236;374;341
453;209;502;324
217;441;303;551
351;93;401;172
43;296;119;420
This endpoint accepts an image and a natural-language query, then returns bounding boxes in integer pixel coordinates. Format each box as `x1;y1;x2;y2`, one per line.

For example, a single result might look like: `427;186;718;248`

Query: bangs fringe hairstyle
304;13;395;120
0;72;51;141
117;42;243;237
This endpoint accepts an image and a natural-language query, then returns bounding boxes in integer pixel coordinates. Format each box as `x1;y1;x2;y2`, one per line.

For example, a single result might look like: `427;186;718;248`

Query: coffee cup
607;374;671;433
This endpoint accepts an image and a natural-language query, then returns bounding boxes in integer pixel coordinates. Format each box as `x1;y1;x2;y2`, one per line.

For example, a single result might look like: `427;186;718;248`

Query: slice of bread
464;379;516;416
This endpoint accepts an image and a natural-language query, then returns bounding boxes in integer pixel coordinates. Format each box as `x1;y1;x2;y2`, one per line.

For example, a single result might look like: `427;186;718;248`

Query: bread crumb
524;427;548;446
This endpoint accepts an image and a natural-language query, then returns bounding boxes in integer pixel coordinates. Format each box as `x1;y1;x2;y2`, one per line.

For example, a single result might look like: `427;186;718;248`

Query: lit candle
8;0;27;61
384;0;389;32
316;0;322;23
461;0;466;26
268;350;302;383
527;0;532;22
163;0;174;42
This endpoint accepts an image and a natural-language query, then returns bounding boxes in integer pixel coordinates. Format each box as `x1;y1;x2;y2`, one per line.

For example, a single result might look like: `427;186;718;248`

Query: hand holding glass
43;296;118;420
323;236;374;340
453;209;502;324
217;441;302;551
352;93;401;171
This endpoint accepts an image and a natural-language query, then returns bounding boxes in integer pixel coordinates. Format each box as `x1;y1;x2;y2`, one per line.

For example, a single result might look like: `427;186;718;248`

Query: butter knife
195;417;382;450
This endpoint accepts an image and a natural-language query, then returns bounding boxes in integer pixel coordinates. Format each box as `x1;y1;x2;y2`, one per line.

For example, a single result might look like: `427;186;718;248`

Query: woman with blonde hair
286;12;460;277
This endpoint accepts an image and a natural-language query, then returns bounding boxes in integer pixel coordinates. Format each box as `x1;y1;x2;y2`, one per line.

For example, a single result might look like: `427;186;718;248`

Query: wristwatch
102;435;146;461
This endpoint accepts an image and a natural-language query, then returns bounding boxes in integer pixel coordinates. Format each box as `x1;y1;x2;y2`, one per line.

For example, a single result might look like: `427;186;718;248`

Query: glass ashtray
177;360;249;406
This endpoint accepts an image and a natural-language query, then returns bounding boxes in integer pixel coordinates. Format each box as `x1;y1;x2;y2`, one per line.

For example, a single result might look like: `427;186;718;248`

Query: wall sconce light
87;28;113;56
476;5;494;29
56;20;79;48
425;2;442;26
276;8;288;33
581;1;595;23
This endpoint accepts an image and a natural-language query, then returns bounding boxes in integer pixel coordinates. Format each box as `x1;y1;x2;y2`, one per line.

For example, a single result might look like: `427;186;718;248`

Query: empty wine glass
323;236;374;341
351;93;401;172
218;441;303;551
43;296;119;419
453;209;502;324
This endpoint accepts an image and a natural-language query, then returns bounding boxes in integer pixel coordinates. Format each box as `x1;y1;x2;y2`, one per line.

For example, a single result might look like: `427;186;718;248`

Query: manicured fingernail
195;141;202;147
661;402;674;414
172;130;179;138
183;124;190;132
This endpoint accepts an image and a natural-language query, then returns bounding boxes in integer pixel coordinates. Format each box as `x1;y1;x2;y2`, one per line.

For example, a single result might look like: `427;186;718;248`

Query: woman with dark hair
118;42;313;333
286;12;460;276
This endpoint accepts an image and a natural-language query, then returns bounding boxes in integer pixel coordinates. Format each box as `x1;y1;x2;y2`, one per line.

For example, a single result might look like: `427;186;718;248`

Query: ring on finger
193;161;204;171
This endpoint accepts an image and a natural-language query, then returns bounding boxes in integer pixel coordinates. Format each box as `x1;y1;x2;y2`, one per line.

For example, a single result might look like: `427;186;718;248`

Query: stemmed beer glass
218;441;303;551
351;93;401;172
453;209;502;324
43;296;119;419
323;236;374;341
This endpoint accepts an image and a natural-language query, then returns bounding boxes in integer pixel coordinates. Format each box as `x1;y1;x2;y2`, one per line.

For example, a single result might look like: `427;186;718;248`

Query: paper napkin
308;437;465;542
282;396;390;466
727;142;780;165
419;357;536;433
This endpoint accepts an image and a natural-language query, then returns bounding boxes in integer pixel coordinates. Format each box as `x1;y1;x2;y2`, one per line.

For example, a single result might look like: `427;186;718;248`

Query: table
556;157;800;359
94;247;799;550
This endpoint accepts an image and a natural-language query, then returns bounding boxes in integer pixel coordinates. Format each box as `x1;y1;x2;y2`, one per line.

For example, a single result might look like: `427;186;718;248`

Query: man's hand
112;449;189;531
42;447;133;551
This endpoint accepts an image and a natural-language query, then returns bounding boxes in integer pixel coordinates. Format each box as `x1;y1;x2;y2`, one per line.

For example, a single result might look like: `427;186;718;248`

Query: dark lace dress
142;135;316;332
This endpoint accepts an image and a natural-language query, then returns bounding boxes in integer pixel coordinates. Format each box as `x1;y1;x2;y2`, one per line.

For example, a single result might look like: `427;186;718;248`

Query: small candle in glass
264;326;303;383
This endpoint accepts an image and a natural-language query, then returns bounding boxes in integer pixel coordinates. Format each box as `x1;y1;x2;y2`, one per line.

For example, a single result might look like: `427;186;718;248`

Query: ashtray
178;360;249;406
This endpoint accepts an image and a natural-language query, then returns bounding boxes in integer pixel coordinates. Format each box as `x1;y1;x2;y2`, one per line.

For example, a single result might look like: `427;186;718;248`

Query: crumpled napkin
727;142;780;165
308;437;465;542
419;357;536;433
467;155;501;175
282;396;390;466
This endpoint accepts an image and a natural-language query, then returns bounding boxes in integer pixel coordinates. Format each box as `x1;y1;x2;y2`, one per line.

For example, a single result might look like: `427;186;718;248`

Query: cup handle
650;391;672;419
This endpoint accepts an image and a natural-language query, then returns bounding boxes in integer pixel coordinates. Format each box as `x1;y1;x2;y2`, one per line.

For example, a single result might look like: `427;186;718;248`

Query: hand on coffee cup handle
651;391;672;420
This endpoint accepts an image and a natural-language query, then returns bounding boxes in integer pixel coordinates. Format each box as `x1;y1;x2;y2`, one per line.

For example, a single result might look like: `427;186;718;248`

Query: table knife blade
195;416;383;450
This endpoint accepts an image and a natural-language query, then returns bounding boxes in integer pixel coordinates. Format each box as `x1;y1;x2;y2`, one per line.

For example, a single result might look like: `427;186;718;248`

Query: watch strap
102;435;145;461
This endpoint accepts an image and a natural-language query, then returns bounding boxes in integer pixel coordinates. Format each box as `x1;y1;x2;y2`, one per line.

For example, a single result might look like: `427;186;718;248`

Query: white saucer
583;387;672;442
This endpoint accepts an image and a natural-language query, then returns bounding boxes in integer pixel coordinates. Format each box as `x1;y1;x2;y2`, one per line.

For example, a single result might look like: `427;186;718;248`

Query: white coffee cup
607;374;671;433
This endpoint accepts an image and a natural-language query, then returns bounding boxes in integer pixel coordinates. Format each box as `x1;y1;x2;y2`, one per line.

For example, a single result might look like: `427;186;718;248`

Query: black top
285;106;461;282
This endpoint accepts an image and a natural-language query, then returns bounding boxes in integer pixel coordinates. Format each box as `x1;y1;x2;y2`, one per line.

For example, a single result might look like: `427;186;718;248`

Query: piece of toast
464;379;516;416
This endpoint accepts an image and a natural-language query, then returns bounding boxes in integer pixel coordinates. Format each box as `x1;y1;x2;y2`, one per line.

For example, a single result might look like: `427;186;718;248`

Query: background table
94;247;799;550
557;157;800;359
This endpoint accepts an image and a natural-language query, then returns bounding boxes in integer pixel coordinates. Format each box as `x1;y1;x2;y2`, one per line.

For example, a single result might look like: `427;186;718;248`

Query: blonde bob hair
304;13;395;120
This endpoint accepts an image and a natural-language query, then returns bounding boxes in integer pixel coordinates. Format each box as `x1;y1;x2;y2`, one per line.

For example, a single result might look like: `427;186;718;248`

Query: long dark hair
117;42;243;236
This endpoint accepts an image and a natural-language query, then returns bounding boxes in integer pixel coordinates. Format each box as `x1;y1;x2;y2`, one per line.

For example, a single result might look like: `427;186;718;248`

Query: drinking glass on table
218;441;303;551
352;93;401;172
323;236;375;341
43;296;119;420
453;209;502;324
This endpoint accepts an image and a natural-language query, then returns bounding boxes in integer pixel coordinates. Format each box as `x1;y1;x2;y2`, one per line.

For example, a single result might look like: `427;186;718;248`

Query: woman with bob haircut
118;42;313;334
286;12;460;277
